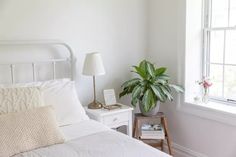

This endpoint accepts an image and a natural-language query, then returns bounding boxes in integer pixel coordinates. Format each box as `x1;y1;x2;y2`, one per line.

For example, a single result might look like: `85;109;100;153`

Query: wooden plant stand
133;112;173;155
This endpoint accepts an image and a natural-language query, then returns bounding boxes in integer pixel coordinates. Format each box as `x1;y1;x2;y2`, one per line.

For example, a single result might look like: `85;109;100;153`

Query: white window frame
177;0;236;126
203;0;236;105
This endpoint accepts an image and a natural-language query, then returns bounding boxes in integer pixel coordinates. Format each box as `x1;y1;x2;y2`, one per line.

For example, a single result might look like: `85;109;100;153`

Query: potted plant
119;60;184;116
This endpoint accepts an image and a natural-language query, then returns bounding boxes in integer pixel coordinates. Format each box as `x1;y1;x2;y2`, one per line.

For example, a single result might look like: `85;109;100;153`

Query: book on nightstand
140;124;165;140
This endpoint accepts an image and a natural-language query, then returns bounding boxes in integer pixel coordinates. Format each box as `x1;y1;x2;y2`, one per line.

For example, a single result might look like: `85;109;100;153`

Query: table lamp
83;52;105;109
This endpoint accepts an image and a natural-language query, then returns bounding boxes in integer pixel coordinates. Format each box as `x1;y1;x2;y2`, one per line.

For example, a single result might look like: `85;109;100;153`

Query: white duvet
13;120;171;157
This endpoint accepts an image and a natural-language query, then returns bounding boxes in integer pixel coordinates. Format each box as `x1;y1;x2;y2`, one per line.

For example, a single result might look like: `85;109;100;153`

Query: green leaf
160;86;173;101
154;85;167;102
127;85;136;94
155;67;167;76
141;89;155;112
165;85;172;92
155;79;167;85
141;90;149;112
149;91;156;110
119;90;127;98
157;74;170;80
132;85;142;101
169;84;184;93
150;85;164;101
132;66;146;79
131;98;138;107
121;78;140;88
146;62;155;77
139;60;147;73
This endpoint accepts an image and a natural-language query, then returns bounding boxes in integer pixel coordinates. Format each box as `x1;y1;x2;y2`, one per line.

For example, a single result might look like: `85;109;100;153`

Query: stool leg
161;139;164;151
133;118;137;138
161;117;173;155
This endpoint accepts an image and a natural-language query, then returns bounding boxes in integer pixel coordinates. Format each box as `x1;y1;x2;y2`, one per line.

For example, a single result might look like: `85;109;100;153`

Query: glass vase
202;89;209;103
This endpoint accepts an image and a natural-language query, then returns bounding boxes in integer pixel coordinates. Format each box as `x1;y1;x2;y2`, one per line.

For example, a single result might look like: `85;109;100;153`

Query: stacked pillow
0;79;89;157
0;79;89;126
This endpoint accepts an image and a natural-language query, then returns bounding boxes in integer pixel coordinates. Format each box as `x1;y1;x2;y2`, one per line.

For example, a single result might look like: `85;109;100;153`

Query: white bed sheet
61;120;110;141
13;120;171;157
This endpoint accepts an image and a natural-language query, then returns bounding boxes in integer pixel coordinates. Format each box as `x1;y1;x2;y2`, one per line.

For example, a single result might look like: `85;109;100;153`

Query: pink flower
203;80;212;89
197;78;212;89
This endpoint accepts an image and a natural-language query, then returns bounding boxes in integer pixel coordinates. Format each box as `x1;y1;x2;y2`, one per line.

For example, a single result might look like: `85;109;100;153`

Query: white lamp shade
82;52;106;76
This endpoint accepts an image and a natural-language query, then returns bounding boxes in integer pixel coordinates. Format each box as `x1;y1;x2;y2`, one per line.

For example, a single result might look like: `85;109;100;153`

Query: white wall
1;1;236;156
148;0;236;157
0;0;148;105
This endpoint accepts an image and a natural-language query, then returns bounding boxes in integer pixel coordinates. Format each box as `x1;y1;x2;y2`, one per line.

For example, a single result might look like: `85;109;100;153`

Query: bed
12;120;170;157
0;40;171;157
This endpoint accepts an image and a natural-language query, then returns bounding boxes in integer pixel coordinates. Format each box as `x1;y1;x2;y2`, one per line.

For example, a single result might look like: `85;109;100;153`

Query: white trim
204;26;236;31
177;96;236;126
163;142;208;157
222;30;226;98
207;62;236;66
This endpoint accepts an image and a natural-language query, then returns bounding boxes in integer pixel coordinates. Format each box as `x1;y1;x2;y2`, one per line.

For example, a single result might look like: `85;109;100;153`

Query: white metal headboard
0;40;75;83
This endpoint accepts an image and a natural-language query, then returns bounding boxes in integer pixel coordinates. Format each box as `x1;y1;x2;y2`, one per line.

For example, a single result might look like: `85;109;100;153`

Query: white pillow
0;87;43;114
1;79;89;126
40;79;89;126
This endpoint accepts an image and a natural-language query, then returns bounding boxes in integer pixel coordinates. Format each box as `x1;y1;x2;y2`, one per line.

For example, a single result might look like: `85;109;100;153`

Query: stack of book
140;124;165;140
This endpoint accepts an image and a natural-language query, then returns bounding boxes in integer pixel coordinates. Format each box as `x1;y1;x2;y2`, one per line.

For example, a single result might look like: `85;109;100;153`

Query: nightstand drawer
84;104;133;137
103;112;129;126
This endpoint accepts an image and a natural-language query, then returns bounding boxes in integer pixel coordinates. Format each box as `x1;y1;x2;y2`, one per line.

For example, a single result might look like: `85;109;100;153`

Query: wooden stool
133;112;173;155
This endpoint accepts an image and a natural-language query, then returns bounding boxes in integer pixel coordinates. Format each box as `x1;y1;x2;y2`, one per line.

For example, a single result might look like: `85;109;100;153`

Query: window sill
177;97;236;126
189;100;236;115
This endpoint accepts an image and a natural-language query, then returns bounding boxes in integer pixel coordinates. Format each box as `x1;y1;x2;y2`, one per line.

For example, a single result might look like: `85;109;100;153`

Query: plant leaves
121;78;140;88
155;79;167;85
150;85;164;101
141;89;156;112
157;74;170;80
119;90;127;98
155;85;167;102
132;66;146;79
139;60;147;74
160;86;173;101
165;85;172;93
120;60;184;108
149;90;156;110
155;67;167;76
132;85;142;101
131;98;138;107
146;62;155;77
169;84;184;93
141;90;149;112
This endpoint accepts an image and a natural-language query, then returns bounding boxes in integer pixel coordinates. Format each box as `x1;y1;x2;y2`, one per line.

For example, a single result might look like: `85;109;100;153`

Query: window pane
210;31;224;63
225;30;236;64
209;64;223;97
211;0;229;27
229;0;236;26
225;66;236;100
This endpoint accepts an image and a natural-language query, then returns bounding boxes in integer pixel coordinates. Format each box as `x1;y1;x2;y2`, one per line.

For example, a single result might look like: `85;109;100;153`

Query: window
181;0;236;125
204;0;236;103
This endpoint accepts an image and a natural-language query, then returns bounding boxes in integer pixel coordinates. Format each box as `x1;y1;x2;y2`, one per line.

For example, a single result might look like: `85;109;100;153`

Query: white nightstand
84;104;133;137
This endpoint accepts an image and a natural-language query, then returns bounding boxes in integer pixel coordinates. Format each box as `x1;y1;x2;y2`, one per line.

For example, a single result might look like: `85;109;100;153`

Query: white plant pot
139;101;160;116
